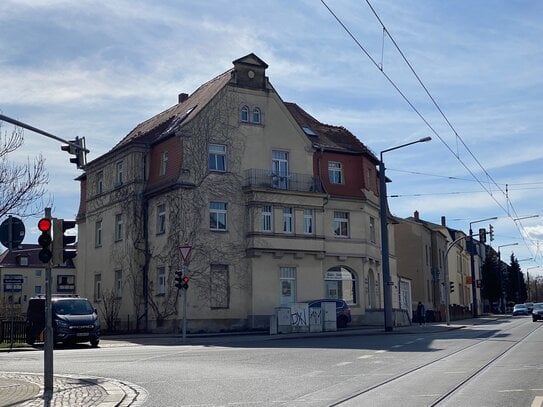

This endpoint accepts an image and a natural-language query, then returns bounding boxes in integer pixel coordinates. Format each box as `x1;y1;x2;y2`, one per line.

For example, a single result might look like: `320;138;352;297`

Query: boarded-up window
210;264;229;309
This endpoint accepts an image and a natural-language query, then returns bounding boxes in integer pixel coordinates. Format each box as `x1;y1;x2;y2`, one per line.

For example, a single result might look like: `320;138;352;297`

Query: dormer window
240;106;249;122
252;107;261;124
18;256;29;266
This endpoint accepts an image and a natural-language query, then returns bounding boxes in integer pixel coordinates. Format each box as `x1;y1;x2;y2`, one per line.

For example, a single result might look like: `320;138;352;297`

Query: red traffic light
182;276;189;284
38;218;52;232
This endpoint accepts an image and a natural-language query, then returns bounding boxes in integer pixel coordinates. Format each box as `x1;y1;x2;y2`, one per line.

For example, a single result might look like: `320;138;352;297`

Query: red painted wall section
147;136;183;188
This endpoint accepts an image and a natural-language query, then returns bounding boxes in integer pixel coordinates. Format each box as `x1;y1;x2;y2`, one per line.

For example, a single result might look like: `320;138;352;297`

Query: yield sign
178;245;192;262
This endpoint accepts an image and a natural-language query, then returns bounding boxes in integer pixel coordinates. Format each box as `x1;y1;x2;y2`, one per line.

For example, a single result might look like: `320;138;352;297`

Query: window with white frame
115;270;122;298
209;201;227;231
261;205;273;232
252;107;261;124
156;204;166;235
208;144;226;172
94;274;102;302
57;275;75;292
369;216;376;243
283;207;293;234
95;220;102;247
157;267;166;295
280;267;296;305
160;151;168;176
210;264;229;308
333;211;349;237
325;267;357;305
97;171;104;194
303;209;314;234
240;105;249;122
115;213;124;241
328;161;343;184
116;161;124;186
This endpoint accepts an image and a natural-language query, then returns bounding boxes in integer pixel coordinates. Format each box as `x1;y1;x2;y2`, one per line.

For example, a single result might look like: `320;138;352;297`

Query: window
208;144;226;172
160;151;168;176
18;256;29;266
328;161;343;184
272;150;289;189
303;209;314;234
115;270;122;298
115;214;124;241
283;207;293;234
280;267;296;305
94;274;102;302
252;107;261;124
369;216;376;243
35;270;42;278
156;204;166;235
262;205;273;232
325;267;357;305
367;168;373;190
95;220;102;247
35;286;42;295
240;105;249;122
333;211;349;237
116;161;124;186
157;267;166;295
57;275;75;292
210;264;229;308
209;201;227;231
97;171;104;194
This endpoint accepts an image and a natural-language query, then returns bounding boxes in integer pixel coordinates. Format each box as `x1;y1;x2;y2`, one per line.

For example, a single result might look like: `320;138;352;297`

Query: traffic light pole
182;264;188;343
43;208;54;397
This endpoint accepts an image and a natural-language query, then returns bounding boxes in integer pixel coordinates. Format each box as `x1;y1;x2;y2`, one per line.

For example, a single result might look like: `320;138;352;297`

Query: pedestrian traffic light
61;137;87;169
449;281;455;293
181;276;189;290
489;224;494;241
37;218;52;263
52;218;77;265
175;271;184;289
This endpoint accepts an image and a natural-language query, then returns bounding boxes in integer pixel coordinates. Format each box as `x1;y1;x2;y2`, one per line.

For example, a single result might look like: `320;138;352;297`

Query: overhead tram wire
320;0;538;261
319;0;509;215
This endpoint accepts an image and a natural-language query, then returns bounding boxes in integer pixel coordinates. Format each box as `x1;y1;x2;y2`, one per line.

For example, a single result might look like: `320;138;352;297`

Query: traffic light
37;218;52;263
61;137;86;169
52;218;77;265
478;228;486;243
175;271;184;289
181;276;189;290
449;281;455;293
489;224;494;241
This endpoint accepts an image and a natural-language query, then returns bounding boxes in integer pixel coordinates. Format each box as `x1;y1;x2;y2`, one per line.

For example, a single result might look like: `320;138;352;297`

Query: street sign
0;216;25;249
178;245;192;262
3;278;23;284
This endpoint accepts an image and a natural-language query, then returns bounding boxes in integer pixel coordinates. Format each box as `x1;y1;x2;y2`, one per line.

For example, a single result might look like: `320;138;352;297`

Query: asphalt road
1;316;542;406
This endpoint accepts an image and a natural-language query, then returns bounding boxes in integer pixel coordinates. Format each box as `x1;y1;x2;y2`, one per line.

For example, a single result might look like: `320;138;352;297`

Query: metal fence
0;320;26;344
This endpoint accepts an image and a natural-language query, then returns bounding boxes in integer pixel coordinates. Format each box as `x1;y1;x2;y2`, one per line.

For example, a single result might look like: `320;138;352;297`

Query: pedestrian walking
416;302;426;326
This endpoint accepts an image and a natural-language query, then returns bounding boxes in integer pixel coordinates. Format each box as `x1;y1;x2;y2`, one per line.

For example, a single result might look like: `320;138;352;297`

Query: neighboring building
76;53;397;332
0;244;77;318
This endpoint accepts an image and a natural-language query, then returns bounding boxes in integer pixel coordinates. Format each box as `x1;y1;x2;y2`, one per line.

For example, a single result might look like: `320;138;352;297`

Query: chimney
441;216;446;227
414;210;419;221
178;93;189;103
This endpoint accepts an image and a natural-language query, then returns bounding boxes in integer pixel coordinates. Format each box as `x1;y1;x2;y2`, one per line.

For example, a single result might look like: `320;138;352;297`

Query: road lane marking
498;389;525;393
357;355;373;359
336;362;352;366
375;350;386;353
391;345;403;348
531;396;543;407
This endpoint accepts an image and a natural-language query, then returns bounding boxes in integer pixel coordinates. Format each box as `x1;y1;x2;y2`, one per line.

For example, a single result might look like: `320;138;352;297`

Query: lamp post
379;136;431;332
497;243;518;313
526;267;539;301
517;258;533;303
469;216;497;318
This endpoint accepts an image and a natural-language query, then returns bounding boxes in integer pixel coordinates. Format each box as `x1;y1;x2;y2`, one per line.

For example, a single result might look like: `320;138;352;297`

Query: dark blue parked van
25;295;100;347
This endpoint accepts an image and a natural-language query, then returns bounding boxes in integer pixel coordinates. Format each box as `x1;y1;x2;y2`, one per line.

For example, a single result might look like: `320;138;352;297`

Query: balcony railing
243;169;322;193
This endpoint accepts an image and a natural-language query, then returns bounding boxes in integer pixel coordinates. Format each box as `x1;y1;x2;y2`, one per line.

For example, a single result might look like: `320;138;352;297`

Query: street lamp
379;136;432;332
514;215;540;222
497;243;518;313
469;216;497;318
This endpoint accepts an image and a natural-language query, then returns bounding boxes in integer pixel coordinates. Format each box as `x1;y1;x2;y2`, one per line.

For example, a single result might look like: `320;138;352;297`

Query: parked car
525;302;534;313
512;303;529;316
306;299;352;328
25;295;100;347
532;302;543;322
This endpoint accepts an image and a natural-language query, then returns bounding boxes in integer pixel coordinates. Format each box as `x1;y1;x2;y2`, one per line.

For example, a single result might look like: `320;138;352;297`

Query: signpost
0;216;26;249
178;245;192;341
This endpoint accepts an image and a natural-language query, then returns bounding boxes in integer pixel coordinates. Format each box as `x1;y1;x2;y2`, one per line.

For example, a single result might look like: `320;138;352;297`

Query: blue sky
1;0;542;275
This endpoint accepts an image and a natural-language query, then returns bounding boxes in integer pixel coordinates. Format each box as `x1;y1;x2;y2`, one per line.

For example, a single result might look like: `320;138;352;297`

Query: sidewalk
0;315;500;406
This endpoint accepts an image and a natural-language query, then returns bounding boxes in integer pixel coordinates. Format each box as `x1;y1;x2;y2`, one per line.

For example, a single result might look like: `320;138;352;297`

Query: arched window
240;105;249;122
325;267;357;305
252;107;261;124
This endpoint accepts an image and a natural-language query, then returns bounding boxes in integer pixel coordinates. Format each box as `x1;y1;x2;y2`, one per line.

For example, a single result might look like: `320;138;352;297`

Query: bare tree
98;288;121;332
0;121;48;219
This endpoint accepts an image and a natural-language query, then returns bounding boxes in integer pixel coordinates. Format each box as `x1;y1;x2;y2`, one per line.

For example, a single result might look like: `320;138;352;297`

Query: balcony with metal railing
242;169;323;193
